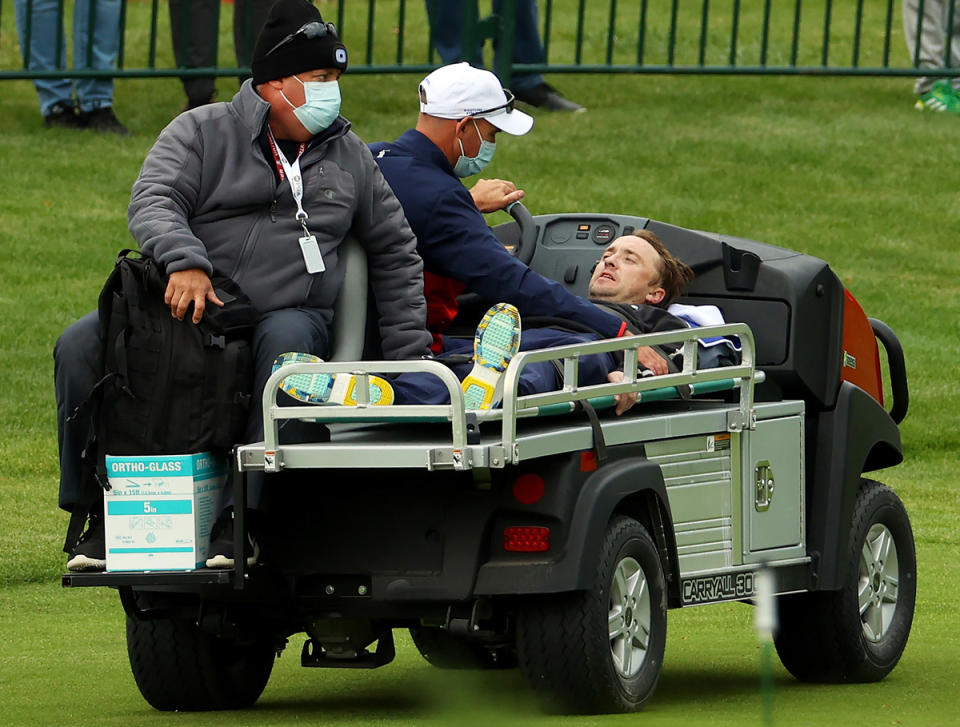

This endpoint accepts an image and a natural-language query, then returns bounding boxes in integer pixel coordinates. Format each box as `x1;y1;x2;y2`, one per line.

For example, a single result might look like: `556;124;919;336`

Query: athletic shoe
272;352;395;406
205;510;259;569
514;82;586;112
461;303;522;410
914;80;960;113
44;101;85;129
66;514;106;572
79;107;130;135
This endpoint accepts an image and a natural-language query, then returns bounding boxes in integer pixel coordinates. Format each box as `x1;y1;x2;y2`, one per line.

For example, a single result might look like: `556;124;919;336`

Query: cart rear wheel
774;479;916;682
125;595;276;711
516;516;666;713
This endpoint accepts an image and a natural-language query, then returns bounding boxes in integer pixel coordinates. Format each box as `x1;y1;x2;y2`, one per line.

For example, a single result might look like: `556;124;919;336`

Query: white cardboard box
104;453;226;571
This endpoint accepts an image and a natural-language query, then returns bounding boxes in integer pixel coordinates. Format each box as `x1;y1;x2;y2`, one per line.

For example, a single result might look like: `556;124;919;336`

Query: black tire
409;626;517;669
125;600;276;711
774;479;916;682
516;516;667;714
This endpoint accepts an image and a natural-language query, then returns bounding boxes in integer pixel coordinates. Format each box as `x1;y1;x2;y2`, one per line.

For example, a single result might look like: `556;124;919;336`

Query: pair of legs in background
14;0;127;132
904;0;960;110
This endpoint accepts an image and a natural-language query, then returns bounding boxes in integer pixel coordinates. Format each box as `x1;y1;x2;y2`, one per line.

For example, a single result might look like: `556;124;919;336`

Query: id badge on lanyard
269;130;325;274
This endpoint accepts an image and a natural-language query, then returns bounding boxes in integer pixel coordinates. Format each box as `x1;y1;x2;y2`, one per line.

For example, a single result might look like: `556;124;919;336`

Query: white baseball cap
418;62;534;136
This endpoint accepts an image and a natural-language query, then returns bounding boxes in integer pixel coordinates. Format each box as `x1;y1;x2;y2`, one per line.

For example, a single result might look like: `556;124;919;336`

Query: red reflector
504;526;550;552
580;451;598;472
512;473;545;504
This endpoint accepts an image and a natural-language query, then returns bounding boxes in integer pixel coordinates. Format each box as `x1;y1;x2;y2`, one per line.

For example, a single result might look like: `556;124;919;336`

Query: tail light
504;526;550;552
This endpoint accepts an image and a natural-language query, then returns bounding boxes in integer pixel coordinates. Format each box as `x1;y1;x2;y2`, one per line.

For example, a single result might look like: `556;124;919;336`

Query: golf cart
63;204;914;714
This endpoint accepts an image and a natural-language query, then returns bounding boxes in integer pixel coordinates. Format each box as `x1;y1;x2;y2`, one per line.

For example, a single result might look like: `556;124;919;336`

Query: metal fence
1;0;958;83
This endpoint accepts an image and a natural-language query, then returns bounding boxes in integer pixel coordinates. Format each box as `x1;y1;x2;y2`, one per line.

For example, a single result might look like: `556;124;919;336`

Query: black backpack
66;250;258;548
94;250;258;458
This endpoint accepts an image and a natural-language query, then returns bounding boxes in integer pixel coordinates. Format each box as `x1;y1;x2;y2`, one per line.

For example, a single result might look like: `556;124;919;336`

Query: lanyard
267;129;311;237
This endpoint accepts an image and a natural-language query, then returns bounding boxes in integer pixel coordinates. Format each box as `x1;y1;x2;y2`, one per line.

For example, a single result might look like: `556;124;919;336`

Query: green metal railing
1;0;958;82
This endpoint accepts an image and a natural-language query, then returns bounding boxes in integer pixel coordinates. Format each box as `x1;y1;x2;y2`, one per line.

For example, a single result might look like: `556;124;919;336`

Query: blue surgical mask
281;76;341;135
454;120;496;178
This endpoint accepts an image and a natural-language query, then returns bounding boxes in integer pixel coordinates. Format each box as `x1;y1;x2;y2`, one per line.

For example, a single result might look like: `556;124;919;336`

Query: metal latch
755;461;775;511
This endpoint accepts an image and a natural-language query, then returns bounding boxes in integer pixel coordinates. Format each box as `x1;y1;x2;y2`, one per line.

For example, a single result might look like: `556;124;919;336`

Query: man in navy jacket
368;63;669;405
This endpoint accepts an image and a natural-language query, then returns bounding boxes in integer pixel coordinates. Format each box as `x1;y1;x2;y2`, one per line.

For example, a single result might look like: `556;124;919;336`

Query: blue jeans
391;328;615;405
425;0;547;93
54;307;330;513
14;0;122;115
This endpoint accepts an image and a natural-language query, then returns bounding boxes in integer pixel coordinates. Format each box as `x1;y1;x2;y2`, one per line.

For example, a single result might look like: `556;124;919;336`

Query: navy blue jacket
369;130;624;343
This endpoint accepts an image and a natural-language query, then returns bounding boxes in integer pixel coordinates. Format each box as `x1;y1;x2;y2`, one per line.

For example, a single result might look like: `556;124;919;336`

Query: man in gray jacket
59;0;433;571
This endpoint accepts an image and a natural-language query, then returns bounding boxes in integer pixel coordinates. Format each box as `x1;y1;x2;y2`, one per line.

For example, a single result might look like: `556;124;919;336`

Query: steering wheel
506;201;537;266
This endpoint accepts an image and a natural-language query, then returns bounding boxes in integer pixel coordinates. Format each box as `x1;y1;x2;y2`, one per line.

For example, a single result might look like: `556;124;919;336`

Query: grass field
1;2;959;724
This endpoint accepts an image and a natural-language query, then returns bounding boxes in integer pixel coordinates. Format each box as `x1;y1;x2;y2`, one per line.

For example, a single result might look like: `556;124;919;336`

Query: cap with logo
251;0;348;85
419;62;534;136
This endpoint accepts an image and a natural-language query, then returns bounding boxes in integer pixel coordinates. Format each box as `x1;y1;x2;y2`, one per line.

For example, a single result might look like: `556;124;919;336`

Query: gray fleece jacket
128;80;432;361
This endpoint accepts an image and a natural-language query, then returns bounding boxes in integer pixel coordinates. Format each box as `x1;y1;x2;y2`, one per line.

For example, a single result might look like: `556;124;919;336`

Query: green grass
1;0;959;723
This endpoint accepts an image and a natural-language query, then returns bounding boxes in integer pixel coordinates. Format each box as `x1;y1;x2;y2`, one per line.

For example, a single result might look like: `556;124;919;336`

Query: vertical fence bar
791;0;802;67
337;0;345;43
637;0;648;65
148;0;159;68
821;0;832;66
23;0;33;70
913;0;926;68
882;0;894;67
946;0;957;68
698;0;709;66
851;0;864;67
86;0;96;67
396;0;406;65
606;0;617;66
729;0;741;66
668;0;679;66
117;0;127;69
543;0;553;61
761;0;771;65
575;0;586;65
366;0;375;65
55;0;65;70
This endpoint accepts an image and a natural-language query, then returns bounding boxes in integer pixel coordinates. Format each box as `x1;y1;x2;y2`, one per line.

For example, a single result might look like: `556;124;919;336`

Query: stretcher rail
240;323;757;474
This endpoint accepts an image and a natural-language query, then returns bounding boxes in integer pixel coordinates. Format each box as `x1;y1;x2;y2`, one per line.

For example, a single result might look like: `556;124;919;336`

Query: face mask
454;120;496;178
281;76;341;134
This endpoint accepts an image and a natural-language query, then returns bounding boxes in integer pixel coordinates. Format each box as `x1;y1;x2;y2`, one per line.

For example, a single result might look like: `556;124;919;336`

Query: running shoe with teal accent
272;352;395;406
914;80;960;113
461;303;522;410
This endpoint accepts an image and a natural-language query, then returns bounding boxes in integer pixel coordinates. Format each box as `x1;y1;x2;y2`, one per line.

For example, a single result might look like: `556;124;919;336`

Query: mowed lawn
1;17;959;726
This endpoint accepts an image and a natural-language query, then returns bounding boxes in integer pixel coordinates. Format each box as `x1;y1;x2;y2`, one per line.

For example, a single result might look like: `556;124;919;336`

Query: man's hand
469;178;525;213
637;346;668;376
165;268;224;323
607;371;638;415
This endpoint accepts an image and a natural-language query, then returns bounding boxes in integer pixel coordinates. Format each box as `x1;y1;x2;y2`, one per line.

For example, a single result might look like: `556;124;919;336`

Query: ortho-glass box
104;453;226;571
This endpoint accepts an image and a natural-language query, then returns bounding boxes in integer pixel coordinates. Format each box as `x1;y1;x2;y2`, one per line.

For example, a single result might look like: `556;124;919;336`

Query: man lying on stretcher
273;230;739;416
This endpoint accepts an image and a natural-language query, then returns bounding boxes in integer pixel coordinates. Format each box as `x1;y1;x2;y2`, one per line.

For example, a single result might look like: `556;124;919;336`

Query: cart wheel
125;596;276;711
774;479;916;682
516;516;667;713
409;626;516;669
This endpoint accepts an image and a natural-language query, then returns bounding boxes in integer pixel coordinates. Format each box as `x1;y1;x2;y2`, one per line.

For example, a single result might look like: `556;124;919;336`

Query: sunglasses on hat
266;20;338;57
470;89;516;119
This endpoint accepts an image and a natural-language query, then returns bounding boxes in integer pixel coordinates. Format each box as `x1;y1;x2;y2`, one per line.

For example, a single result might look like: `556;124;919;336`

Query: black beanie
251;0;348;85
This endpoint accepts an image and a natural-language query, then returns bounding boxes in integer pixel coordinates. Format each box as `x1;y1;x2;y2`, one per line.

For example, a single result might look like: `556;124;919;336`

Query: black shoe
205;510;259;569
514;82;586;112
44;102;86;129
79;107;130;135
183;95;214;112
66;515;106;572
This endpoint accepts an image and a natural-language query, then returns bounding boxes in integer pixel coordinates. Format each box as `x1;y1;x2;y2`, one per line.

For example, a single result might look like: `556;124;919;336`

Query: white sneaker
460;303;522;410
273;352;395;406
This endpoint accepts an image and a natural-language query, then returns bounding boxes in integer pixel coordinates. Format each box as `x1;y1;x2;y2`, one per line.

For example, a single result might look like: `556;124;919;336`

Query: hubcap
608;556;652;677
858;523;900;642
